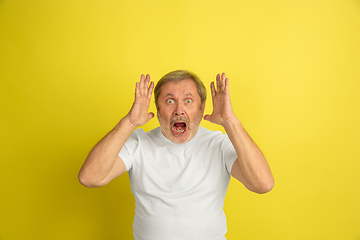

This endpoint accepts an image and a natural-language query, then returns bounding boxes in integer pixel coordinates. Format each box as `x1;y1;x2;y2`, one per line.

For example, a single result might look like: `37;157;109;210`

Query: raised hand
126;74;155;127
204;73;237;126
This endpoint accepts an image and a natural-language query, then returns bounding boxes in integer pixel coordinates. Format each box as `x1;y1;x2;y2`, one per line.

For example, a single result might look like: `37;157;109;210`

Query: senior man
78;70;274;240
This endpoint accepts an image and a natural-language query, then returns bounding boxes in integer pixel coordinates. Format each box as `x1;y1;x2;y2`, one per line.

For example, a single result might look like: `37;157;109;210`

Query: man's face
157;78;205;144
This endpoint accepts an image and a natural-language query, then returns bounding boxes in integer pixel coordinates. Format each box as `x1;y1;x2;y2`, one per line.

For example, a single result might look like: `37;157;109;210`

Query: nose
174;103;185;116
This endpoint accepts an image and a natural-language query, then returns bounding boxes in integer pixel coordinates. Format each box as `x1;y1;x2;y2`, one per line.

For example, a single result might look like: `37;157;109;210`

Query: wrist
116;116;138;133
222;116;243;132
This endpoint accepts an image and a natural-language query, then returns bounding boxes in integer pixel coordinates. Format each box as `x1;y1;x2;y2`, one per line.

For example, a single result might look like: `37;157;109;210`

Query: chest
129;142;230;196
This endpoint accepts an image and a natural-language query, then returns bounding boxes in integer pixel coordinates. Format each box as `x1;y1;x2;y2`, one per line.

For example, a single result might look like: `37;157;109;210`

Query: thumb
147;112;155;121
203;114;212;122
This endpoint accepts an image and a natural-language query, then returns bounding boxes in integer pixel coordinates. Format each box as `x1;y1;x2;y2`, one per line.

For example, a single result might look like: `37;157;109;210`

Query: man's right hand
125;74;155;127
78;74;155;187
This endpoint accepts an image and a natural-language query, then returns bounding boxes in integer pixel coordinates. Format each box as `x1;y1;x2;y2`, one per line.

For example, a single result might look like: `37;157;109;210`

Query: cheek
158;105;171;116
190;108;203;117
157;111;170;126
158;110;169;120
187;112;201;126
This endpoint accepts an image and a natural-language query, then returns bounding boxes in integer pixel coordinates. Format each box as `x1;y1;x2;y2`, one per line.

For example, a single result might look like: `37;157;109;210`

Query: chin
161;128;193;145
158;114;202;144
164;130;189;144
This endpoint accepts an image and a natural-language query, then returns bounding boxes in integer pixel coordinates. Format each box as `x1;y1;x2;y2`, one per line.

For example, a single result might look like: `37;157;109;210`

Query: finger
141;74;149;96
139;74;146;96
210;81;216;99
147;112;155;121
203;114;212;122
135;82;140;98
216;74;221;93
144;74;151;96
145;74;151;89
135;74;144;97
147;81;154;99
224;77;229;94
221;73;226;92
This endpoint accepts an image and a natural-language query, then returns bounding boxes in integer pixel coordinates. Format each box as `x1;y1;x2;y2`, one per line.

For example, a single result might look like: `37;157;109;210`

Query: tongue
173;122;186;133
174;122;186;128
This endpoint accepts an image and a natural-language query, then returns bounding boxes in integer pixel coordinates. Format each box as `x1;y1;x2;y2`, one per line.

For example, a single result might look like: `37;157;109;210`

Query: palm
127;74;154;127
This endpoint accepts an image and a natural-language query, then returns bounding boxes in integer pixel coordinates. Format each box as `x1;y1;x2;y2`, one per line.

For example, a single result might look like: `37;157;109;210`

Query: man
78;70;274;240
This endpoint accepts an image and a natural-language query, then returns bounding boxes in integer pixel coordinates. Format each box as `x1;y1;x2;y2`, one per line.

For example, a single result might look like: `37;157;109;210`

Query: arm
204;73;274;194
78;74;154;188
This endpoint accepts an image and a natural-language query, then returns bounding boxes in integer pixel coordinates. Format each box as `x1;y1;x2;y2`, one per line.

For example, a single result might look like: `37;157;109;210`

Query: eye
185;99;192;104
167;99;174;104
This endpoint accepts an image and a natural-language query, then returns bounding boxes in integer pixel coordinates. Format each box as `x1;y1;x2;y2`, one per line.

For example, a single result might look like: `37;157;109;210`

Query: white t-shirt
119;126;238;240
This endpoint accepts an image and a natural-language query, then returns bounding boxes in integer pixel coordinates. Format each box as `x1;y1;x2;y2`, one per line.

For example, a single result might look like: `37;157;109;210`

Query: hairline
154;70;207;110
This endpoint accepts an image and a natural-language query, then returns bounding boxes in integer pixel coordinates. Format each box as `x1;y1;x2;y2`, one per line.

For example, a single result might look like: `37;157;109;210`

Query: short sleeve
119;144;132;172
221;133;238;173
118;129;142;172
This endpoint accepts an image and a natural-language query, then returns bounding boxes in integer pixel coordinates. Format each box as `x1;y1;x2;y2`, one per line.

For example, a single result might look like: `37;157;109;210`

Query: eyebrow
165;93;194;97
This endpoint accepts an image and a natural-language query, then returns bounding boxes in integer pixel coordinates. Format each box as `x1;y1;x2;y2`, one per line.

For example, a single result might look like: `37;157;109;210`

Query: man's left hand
204;73;237;126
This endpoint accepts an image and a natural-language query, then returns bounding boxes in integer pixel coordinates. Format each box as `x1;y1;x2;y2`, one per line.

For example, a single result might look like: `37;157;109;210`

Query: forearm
223;118;274;193
78;74;154;187
78;116;135;187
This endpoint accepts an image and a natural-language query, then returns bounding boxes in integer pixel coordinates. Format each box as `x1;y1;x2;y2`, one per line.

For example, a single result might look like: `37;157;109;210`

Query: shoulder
193;127;227;146
145;127;161;139
197;126;224;139
126;127;161;145
129;127;159;138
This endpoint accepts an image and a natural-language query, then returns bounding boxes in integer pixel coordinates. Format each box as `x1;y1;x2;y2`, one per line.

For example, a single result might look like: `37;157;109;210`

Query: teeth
174;127;185;133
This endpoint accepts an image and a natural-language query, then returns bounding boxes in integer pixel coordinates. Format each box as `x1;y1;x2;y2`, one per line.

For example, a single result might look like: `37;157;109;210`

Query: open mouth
173;122;187;134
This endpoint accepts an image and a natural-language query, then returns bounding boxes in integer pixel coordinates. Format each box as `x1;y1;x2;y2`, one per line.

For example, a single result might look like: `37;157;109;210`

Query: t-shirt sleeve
119;143;132;172
118;130;140;172
221;133;238;173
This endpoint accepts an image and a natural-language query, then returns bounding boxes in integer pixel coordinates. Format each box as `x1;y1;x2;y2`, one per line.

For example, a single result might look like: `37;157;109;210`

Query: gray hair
154;70;206;110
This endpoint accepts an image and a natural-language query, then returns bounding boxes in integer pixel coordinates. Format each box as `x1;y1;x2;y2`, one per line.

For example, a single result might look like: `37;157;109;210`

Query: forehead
159;78;200;99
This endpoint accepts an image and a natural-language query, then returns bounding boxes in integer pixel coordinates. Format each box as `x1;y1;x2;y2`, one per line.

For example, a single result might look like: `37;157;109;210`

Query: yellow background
1;1;359;239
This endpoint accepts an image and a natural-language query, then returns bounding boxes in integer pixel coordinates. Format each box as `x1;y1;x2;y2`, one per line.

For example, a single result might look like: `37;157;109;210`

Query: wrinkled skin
157;79;205;144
